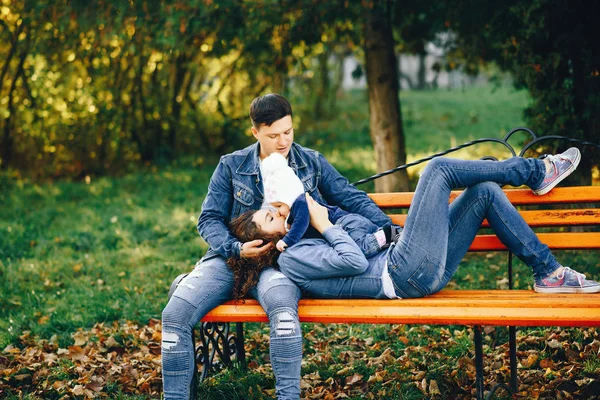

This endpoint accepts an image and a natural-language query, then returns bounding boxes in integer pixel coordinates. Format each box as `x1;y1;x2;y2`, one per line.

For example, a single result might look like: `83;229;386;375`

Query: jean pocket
407;255;443;297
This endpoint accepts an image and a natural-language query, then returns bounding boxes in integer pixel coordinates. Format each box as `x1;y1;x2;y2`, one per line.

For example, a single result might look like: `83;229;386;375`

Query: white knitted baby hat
262;153;305;207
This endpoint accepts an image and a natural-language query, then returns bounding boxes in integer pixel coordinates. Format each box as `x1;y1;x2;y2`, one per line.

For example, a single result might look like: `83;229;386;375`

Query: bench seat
202;186;600;327
203;290;600;327
185;184;600;398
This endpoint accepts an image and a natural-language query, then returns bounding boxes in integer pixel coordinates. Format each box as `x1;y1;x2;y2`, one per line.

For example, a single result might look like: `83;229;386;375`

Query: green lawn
1;86;598;399
1;86;534;348
297;85;531;191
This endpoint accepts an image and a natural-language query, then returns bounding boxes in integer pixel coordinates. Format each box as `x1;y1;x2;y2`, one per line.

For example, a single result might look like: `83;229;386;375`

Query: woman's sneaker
534;267;600;293
533;147;581;196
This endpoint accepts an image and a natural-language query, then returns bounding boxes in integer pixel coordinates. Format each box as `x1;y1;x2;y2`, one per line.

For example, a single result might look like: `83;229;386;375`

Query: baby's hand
276;240;288;252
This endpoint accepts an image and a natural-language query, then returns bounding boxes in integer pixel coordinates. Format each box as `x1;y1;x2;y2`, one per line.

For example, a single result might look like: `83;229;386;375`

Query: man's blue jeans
389;156;560;298
162;258;302;399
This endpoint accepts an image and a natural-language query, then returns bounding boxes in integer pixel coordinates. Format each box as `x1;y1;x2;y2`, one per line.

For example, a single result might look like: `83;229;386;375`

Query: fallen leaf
547;339;562;349
344;373;362;386
73;331;88;346
429;379;440;395
521;353;538;368
72;384;85;395
539;358;554;369
104;336;119;348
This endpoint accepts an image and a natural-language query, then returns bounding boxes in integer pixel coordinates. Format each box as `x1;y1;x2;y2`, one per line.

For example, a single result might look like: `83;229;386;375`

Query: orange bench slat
201;291;600;327
389;209;600;227
370;186;600;208
469;232;600;250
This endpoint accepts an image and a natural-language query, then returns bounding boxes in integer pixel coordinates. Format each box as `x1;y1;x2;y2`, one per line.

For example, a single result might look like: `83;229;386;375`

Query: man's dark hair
249;93;292;128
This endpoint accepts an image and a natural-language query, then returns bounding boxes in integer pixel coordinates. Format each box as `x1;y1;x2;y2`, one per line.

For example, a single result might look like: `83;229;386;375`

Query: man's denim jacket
197;142;392;261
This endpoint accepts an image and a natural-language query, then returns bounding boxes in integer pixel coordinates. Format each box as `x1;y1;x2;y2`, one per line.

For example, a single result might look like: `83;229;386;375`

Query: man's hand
240;239;273;258
306;193;333;233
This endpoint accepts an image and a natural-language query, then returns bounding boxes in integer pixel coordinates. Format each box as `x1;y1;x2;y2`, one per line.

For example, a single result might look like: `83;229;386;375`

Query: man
161;94;394;399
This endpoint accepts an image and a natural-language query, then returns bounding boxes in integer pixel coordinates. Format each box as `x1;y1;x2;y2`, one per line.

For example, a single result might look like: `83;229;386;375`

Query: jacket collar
236;142;307;175
236;143;261;175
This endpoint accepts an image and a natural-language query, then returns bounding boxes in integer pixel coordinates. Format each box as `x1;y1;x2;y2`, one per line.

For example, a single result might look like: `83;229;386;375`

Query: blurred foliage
0;0;363;180
1;0;598;182
446;0;600;180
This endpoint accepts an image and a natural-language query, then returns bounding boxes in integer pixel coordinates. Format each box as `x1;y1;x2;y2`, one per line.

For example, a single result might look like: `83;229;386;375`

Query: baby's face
271;202;290;217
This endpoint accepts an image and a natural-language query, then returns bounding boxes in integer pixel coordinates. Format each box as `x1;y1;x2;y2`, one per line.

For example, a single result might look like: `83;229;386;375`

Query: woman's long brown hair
227;210;283;298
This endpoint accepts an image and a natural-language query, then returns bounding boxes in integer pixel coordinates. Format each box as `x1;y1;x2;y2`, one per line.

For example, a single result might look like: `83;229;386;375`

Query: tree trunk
417;51;427;90
169;54;188;160
314;48;330;119
1;33;29;169
329;50;346;112
0;22;24;94
363;1;409;192
568;44;593;186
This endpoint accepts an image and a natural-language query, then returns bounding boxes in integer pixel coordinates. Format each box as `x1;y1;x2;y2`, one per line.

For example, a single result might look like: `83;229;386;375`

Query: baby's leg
335;214;386;257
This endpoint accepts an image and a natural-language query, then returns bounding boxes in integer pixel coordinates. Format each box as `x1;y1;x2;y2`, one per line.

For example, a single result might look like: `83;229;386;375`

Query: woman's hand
240;240;273;258
306;193;333;233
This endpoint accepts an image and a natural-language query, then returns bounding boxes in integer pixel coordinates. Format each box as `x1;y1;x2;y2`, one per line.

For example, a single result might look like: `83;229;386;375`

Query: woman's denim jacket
197;142;392;261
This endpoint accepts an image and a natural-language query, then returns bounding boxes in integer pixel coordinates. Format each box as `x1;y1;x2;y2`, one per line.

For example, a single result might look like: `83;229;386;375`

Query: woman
229;149;600;300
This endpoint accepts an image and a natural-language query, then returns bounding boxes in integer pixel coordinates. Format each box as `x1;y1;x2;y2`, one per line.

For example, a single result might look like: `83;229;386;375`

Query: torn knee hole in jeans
179;282;195;290
188;268;204;279
273;311;298;337
162;331;180;350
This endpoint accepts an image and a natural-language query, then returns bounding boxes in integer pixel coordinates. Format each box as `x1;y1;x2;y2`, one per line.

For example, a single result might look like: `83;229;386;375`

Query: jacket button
237;191;241;197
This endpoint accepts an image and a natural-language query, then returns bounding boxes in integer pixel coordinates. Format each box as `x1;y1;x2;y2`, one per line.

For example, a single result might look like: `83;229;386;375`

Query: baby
261;153;399;252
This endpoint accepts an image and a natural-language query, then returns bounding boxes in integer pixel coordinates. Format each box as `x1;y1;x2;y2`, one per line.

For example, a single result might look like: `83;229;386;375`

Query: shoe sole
533;150;581;196
534;285;600;294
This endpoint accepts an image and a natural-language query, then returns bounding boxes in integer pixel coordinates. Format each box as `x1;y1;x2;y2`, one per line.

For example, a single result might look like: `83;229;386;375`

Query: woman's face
253;208;287;235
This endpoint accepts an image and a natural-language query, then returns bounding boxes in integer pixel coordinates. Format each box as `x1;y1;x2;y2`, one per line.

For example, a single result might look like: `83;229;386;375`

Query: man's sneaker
532;147;581;196
534;267;600;294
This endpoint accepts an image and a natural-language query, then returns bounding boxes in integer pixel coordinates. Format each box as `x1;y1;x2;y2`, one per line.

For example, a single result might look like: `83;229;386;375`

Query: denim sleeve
278;225;369;283
197;157;242;259
317;153;392;227
282;199;310;248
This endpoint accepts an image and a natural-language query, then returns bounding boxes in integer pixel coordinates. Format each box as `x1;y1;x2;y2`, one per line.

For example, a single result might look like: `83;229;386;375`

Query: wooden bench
174;185;600;399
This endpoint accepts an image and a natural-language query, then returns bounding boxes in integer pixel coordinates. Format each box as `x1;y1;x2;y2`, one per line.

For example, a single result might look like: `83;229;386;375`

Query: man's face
252;115;294;159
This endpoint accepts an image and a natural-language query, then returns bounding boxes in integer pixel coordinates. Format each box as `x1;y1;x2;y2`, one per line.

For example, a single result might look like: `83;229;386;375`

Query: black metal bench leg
507;252;518;394
236;322;246;370
508;252;518;394
484;252;516;400
509;326;517;392
195;321;246;382
474;325;485;400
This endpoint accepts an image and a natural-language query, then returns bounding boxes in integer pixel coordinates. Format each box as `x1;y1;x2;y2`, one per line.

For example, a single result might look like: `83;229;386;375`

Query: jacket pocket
232;180;255;216
301;173;316;193
407;255;443;297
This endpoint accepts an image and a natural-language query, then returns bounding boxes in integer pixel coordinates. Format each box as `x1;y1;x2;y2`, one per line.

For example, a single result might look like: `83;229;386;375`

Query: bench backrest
368;186;600;251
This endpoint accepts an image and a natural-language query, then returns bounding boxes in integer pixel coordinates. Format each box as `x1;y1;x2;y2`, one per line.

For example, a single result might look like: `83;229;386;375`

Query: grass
0;166;214;348
1;85;599;399
295;85;531;191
